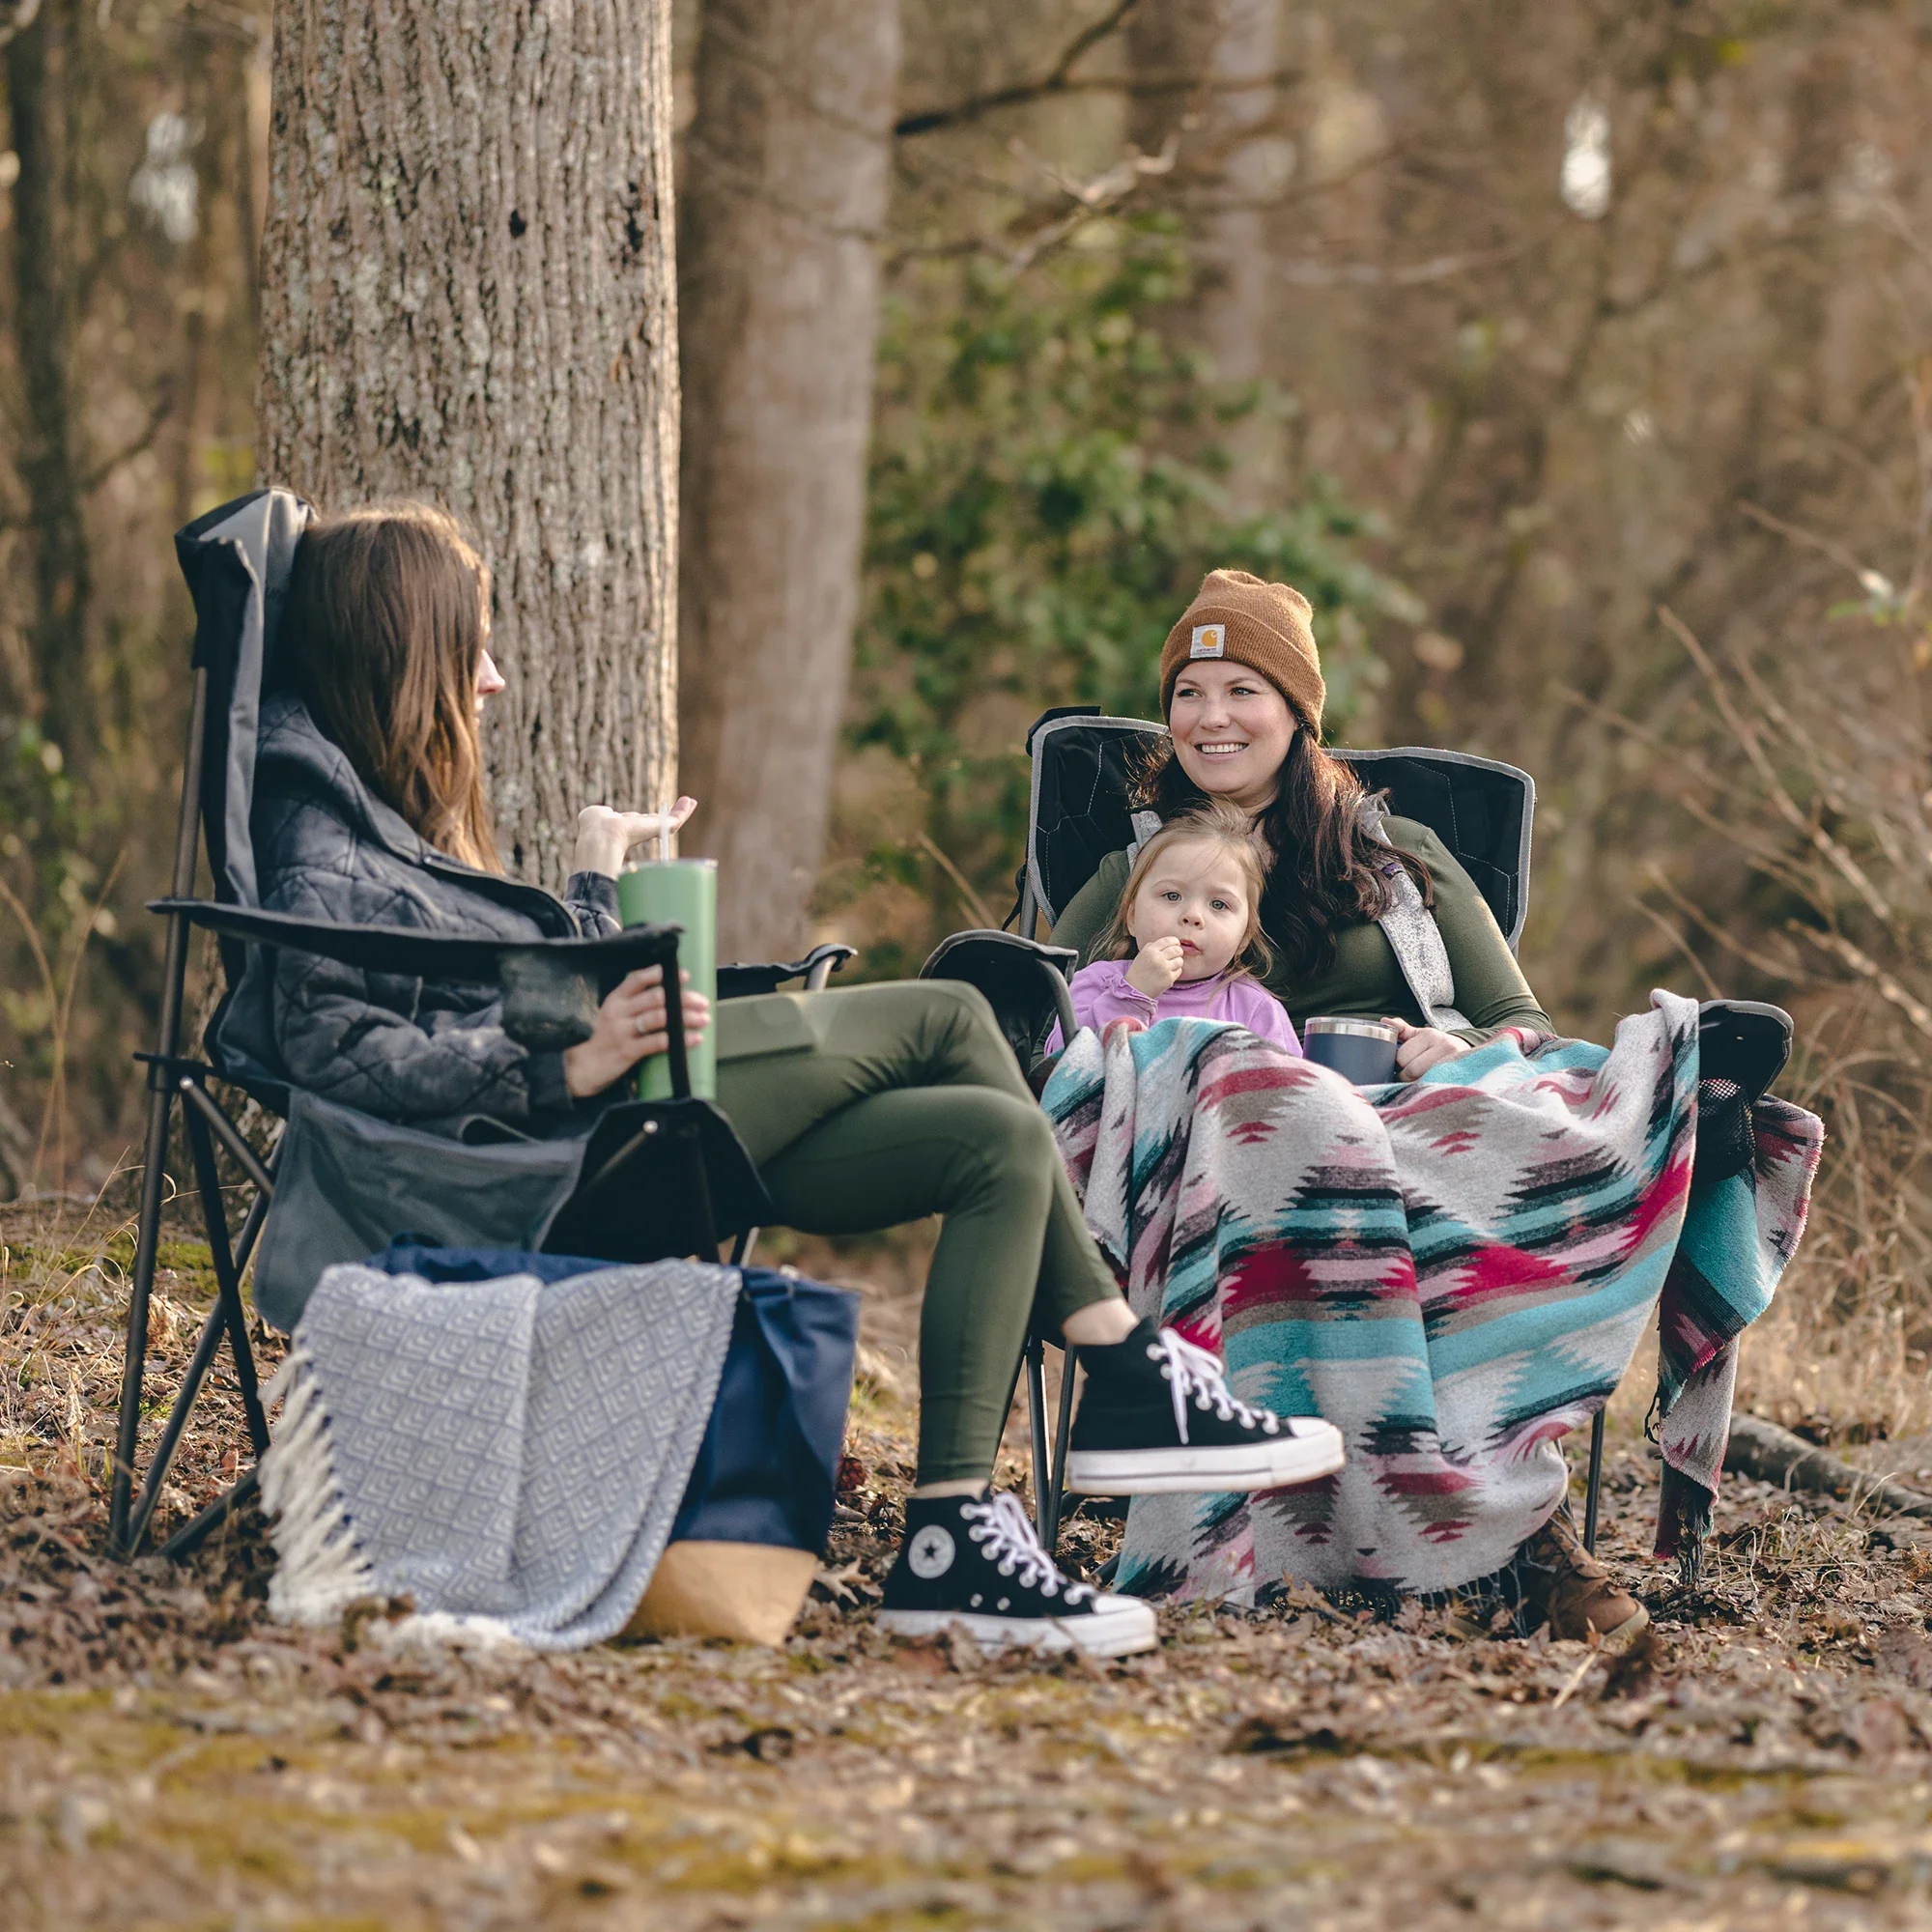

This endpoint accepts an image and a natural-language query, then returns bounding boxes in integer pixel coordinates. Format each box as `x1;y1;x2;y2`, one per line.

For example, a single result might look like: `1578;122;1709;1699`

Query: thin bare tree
675;0;903;959
6;0;93;765
1128;0;1286;500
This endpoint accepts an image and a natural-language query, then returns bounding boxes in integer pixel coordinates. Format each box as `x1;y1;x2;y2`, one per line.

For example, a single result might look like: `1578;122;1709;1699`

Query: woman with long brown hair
1049;570;1644;1645
221;506;1344;1663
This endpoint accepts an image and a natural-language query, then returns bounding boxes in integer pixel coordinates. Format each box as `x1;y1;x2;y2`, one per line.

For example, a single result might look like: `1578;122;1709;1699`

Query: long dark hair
279;502;501;871
1136;711;1432;980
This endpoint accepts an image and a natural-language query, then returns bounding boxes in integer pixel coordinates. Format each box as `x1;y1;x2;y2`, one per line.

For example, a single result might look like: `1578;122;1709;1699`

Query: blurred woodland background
3;0;1931;1432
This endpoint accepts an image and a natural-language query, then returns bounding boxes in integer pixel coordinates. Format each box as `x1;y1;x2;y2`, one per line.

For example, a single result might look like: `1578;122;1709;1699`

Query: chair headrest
173;488;314;912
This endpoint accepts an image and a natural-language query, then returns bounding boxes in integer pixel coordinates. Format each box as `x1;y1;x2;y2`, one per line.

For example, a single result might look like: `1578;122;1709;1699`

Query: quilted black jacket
213;693;620;1131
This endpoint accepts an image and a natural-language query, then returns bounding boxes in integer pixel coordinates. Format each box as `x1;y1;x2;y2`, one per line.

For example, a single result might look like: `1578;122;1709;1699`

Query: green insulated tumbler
616;858;718;1100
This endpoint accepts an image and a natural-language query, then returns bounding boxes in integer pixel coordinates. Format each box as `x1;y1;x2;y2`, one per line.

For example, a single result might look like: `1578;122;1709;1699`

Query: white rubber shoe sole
1065;1419;1346;1496
877;1595;1158;1659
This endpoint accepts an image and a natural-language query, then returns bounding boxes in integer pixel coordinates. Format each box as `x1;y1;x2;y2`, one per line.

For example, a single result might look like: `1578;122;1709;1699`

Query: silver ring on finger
634;1015;650;1037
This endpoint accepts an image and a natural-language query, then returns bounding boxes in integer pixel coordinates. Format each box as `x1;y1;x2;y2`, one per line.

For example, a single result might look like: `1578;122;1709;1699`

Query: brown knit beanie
1158;569;1325;734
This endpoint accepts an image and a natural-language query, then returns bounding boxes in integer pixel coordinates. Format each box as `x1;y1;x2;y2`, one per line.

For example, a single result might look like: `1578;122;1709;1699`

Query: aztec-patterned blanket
1043;991;1824;1602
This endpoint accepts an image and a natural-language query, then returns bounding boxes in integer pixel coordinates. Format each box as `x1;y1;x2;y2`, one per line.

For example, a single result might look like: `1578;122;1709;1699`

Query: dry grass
1628;608;1932;1454
7;1205;1932;1927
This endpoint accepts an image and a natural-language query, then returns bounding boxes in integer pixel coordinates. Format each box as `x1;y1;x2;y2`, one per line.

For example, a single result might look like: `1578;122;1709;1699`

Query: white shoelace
1151;1328;1282;1446
963;1492;1094;1605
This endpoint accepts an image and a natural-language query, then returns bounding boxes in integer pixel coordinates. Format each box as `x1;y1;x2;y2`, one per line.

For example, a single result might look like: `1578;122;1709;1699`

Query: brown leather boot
1516;1504;1650;1645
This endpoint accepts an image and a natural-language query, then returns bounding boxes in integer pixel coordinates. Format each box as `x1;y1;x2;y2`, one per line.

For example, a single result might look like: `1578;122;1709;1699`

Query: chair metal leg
111;1080;179;1553
136;1107;276;1566
729;1227;759;1265
181;1103;270;1459
1582;1409;1606;1553
124;1185;272;1557
1025;1336;1050;1541
160;1466;260;1561
1045;1346;1076;1548
112;666;210;1556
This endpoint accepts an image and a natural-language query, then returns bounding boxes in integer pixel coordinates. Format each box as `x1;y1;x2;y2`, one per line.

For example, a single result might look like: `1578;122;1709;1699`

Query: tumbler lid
1302;1016;1399;1042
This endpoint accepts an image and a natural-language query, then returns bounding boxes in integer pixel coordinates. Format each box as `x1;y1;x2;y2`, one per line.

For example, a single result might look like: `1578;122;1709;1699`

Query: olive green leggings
714;980;1122;1484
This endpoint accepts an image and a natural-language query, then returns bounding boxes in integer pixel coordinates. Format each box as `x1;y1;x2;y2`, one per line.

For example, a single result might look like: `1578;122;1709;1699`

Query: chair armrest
149;898;682;1052
920;929;1078;1072
718;942;857;1001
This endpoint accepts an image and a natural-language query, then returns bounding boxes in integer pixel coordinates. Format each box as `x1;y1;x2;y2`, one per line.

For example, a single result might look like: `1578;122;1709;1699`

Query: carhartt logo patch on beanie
1160;569;1325;734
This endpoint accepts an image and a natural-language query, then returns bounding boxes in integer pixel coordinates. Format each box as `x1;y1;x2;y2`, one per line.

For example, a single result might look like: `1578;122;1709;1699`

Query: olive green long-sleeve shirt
1048;814;1553;1045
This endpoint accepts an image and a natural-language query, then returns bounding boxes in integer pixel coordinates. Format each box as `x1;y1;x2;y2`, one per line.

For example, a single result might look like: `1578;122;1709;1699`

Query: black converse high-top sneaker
877;1489;1157;1658
1065;1321;1345;1495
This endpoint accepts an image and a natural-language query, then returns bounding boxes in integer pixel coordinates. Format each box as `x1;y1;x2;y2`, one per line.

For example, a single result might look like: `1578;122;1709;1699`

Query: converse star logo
907;1524;955;1579
1189;622;1226;659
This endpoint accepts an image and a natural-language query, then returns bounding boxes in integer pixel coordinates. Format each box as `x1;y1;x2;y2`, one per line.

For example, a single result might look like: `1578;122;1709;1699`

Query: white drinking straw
619;811;679;869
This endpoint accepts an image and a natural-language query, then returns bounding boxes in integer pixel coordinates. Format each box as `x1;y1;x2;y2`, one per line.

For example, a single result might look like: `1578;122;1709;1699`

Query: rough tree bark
676;0;902;960
5;0;94;766
256;0;680;887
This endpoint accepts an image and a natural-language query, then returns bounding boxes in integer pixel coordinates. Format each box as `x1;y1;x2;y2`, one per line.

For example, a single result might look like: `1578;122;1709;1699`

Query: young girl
1062;803;1301;1052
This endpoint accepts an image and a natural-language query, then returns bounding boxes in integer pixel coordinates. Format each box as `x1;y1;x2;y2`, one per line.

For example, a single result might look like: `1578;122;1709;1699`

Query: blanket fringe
259;1343;380;1625
260;1348;530;1652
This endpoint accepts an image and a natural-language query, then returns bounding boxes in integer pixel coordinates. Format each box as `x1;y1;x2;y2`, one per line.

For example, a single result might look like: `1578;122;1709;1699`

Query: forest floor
8;1201;1932;1930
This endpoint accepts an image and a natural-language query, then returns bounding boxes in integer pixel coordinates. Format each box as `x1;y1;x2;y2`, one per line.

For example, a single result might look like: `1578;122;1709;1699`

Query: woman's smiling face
1168;660;1296;811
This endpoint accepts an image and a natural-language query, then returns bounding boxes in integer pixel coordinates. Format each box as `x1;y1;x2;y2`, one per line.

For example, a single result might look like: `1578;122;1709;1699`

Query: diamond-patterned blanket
260;1258;740;1648
1043;991;1823;1602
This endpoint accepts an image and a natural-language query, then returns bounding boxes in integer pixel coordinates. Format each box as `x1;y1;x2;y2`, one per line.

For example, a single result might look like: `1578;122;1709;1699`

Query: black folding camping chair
108;490;851;1562
922;706;1791;1555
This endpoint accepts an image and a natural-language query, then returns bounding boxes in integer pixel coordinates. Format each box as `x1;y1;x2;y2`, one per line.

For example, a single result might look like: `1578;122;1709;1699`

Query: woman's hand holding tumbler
562;965;710;1097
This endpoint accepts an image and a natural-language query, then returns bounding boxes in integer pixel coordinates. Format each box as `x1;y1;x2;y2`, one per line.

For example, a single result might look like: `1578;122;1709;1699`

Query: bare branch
0;0;43;53
1627;894;1722;999
896;67;1305;141
1658;605;1894;923
1795;925;1932;1042
895;0;1144;137
1738;499;1886;592
1275;232;1548;291
1003;135;1178;275
78;386;175;497
915;832;994;930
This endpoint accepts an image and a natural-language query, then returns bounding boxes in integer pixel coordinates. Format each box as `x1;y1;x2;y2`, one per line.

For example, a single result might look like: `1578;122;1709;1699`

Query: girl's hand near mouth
1126;935;1187;999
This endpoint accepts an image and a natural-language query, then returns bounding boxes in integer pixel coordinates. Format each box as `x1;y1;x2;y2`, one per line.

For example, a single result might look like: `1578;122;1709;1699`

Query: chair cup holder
499;952;600;1052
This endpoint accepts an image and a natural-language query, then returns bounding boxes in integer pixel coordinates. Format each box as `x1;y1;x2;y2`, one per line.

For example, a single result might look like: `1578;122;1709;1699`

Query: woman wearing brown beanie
1050;568;1552;1070
1049;569;1646;1646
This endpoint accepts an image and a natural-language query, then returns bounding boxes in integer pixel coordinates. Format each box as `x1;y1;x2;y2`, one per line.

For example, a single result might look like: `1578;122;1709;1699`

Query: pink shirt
1049;959;1302;1056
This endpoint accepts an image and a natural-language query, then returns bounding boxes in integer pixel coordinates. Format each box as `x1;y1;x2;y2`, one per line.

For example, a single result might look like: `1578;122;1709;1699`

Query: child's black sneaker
1065;1321;1345;1495
876;1489;1157;1658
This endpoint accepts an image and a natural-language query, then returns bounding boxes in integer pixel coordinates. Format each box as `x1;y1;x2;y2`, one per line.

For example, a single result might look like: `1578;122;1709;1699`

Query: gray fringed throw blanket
1043;991;1824;1604
260;1259;740;1648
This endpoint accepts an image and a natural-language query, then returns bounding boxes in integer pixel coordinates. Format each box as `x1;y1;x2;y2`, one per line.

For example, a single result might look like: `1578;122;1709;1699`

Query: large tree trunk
675;0;902;961
256;0;680;887
6;0;94;766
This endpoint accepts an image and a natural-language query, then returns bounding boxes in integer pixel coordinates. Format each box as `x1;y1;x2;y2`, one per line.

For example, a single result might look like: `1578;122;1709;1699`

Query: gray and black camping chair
923;706;1792;1553
109;490;851;1562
